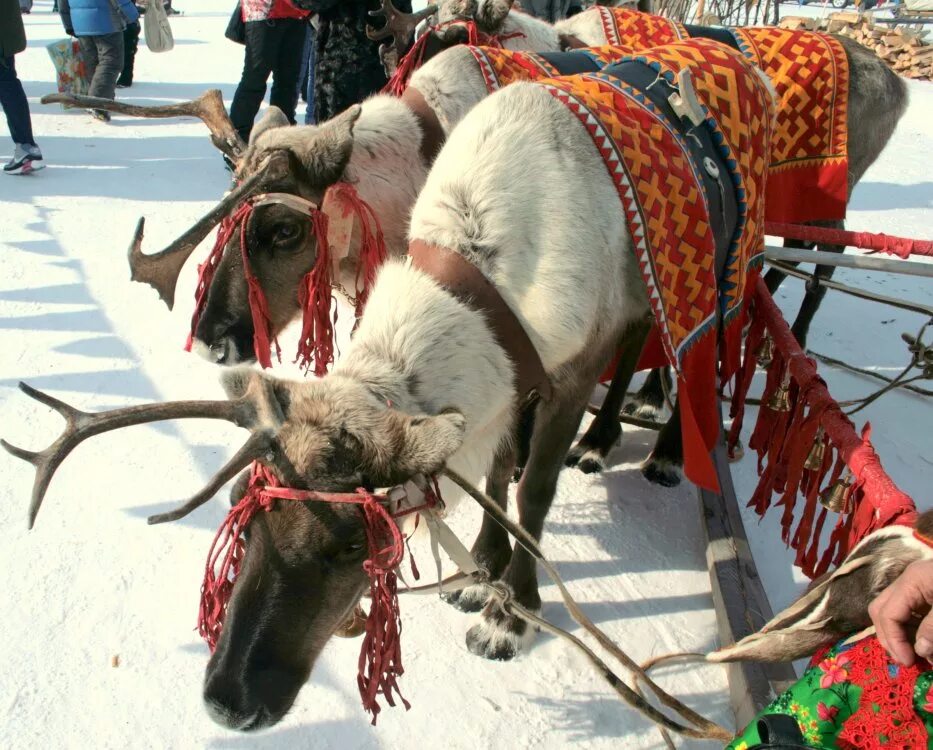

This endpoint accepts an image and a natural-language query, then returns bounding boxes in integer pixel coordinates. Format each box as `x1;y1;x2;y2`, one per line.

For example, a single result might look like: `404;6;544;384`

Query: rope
443;468;735;743
765;221;933;258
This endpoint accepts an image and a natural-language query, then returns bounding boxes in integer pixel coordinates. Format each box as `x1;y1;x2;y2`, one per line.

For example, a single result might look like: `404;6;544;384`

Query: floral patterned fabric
729;635;933;749
46;38;89;98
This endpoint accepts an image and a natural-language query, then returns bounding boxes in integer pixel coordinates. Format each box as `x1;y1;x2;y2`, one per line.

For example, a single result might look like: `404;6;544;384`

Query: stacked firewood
779;12;933;80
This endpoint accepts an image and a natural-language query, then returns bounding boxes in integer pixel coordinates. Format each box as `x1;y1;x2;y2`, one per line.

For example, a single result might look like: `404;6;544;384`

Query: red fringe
185;205;249;352
328;183;388;318
239;206;282;369
198;462;277;651
736;278;917;579
295;210;335;376
383;22;525;97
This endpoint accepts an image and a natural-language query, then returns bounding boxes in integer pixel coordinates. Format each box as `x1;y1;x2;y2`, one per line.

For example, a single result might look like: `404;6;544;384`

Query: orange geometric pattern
467;45;634;92
632;39;772;330
596;6;687;48
538;41;773;490
732;27;850;222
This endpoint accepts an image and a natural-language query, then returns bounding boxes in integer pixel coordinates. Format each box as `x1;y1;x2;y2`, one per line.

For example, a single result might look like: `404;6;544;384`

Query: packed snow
0;2;930;748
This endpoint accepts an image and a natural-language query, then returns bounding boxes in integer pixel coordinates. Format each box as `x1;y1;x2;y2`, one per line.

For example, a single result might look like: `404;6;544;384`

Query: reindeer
5;41;774;730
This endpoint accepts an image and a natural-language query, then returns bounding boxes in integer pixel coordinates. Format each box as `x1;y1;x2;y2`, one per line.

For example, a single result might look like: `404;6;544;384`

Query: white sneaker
3;144;45;175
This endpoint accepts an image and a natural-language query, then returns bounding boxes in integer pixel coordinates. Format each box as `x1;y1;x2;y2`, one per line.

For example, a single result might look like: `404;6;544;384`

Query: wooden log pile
779;12;933;80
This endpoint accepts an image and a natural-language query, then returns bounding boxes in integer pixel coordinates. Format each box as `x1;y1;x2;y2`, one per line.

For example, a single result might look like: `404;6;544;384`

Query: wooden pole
764;245;933;278
699;402;797;729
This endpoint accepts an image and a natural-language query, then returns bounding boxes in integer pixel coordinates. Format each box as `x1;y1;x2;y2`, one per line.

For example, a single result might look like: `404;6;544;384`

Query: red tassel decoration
239;206;282;369
295;210;335;376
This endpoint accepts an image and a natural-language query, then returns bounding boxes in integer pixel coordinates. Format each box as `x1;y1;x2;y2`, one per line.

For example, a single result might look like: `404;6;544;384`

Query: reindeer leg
566;316;651;473
621;366;671;420
511;399;536;483
642;397;683;488
466;375;595;660
788;220;845;348
443;440;517;613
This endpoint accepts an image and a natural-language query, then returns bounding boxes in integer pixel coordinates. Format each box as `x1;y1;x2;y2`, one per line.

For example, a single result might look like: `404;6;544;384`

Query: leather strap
401;86;446;167
408;240;552;403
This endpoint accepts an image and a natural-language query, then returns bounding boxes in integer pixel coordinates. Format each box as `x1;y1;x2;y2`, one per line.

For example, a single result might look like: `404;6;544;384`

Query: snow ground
0;3;930;748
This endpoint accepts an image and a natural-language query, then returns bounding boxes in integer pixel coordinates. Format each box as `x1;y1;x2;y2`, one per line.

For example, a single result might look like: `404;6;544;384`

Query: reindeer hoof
622;400;662;420
465;607;536;661
442;583;490;613
564;443;586;468
642;455;682;487
512;465;524;483
576;450;606;474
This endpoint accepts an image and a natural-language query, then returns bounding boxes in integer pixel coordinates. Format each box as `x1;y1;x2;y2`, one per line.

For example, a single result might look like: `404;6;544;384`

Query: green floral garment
727;635;933;749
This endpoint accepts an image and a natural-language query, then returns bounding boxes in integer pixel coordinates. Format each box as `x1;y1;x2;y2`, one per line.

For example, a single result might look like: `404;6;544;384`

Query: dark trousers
0;56;36;147
119;21;141;86
230;18;307;143
79;32;125;101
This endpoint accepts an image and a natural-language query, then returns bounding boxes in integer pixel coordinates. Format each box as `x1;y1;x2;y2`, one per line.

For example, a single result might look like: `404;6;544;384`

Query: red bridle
185;184;387;376
198;462;441;723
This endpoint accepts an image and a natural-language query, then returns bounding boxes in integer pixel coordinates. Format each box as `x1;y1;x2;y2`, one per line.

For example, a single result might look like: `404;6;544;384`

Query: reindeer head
129;105;363;366
710;511;933;665
436;0;515;32
3;371;466;730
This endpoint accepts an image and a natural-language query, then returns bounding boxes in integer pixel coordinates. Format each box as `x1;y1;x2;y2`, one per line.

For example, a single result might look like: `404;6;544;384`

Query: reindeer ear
709;524;933;664
219;368;289;430
249;106;291;146
475;0;515;31
289;104;362;190
365;409;466;486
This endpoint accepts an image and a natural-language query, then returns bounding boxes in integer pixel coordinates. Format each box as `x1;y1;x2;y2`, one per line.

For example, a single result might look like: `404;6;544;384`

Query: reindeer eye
272;222;301;247
334;541;367;564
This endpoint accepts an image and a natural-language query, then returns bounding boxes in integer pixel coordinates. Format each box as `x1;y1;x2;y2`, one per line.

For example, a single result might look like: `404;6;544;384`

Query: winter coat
59;0;139;37
241;0;307;22
0;0;28;58
310;0;410;123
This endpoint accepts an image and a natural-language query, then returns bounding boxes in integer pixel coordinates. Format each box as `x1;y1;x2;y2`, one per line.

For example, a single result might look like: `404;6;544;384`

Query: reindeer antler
366;0;438;49
128;151;291;309
41;90;246;162
2;376;284;528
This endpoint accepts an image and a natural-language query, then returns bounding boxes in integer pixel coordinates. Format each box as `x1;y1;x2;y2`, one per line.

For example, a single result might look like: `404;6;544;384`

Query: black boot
117;21;140;88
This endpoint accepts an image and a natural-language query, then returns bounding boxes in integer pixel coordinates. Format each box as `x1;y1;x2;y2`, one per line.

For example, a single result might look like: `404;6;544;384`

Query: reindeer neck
335;259;516;445
337;95;431;255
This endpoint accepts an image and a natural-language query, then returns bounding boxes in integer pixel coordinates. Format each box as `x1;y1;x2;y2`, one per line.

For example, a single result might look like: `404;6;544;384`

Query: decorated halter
199;461;442;722
384;19;526;96
185;184;387;376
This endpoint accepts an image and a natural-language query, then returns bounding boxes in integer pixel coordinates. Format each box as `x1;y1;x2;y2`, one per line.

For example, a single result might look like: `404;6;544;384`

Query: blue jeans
0;56;37;147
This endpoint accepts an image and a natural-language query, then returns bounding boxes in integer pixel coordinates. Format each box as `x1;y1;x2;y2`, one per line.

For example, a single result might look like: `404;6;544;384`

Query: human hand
869;559;933;666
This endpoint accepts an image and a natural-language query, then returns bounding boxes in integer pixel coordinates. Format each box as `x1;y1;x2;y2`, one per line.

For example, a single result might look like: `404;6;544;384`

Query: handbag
225;2;246;45
144;0;175;53
46;38;90;101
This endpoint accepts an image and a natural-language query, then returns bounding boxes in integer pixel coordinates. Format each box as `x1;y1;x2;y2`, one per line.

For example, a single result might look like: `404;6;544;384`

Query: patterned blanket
467;45;633;92
732;27;850;223
594;10;850;223
540;39;772;491
595;6;687;48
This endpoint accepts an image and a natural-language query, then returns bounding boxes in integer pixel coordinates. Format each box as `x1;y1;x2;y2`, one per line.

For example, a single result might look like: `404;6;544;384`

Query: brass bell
804;430;826;471
755;335;774;368
766;374;791;412
820;473;853;513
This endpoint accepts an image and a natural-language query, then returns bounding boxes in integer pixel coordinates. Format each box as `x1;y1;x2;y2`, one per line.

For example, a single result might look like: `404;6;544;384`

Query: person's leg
118;22;140;87
78;36;100;92
304;27;316;125
87;32;124;100
0;56;38;148
230;21;277;143
269;19;306;125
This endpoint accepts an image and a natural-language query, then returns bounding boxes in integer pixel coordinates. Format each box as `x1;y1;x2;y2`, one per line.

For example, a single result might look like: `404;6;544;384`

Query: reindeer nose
203;672;264;731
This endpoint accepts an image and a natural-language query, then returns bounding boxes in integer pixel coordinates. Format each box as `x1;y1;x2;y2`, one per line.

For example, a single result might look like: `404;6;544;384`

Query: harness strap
401;86;445;167
408;240;553;403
